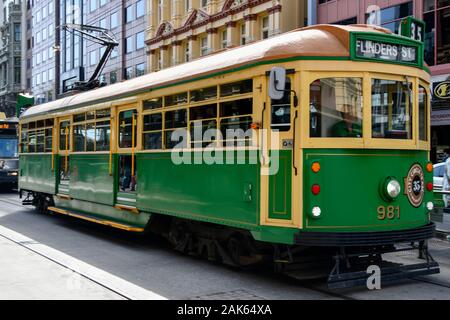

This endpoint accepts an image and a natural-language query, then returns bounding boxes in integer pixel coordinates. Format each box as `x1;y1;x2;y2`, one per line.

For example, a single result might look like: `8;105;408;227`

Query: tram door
115;107;138;207
262;73;297;227
58;118;71;195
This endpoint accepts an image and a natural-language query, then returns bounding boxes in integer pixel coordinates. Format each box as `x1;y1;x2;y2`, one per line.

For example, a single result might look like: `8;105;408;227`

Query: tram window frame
271;77;292;132
142;112;163;150
418;84;428;142
72;110;111;152
118;109;138;149
190;103;218;148
220;79;253;97
219;98;254;147
309;77;363;139
21;119;54;153
164;108;188;149
59;120;71;152
371;79;413;140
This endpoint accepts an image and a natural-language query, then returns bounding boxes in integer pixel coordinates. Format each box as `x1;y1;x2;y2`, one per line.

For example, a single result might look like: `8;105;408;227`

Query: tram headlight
311;207;322;218
426;202;434;211
386;179;401;200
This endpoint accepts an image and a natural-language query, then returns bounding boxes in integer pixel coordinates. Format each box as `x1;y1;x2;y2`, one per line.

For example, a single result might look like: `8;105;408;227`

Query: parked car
434;163;446;191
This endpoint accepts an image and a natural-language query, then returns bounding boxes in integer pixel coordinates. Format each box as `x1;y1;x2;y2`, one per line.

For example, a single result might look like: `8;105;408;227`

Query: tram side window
220;79;253;97
119;110;138;149
143;113;163;150
22;120;54;153
310;78;363;138
20;124;28;153
190;104;217;148
371;79;412;140
96;121;111;151
419;86;428;141
60;121;70;151
271;78;291;132
73;124;86;152
220;98;253;146
165;109;187;149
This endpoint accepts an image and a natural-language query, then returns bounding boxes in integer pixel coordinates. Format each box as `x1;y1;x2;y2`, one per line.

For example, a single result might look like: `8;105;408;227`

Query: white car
434;163;446;191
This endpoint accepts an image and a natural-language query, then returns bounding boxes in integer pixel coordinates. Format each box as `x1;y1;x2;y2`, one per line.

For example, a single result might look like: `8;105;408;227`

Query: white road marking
0;225;168;300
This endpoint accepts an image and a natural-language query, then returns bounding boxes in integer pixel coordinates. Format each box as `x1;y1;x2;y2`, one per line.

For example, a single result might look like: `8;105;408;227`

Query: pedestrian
444;148;450;208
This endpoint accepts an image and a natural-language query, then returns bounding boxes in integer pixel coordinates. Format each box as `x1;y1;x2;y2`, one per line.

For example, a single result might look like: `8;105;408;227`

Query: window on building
158;0;163;21
124;66;133;80
126;36;133;53
240;24;246;45
89;51;97;65
424;3;450;66
90;0;97;12
48;23;54;37
261;16;269;39
136;63;145;77
48;1;54;14
136;0;144;18
100;0;107;6
14;24;21;42
110;71;117;83
184;43;190;62
365;2;413;33
125;5;133;23
136;31;145;50
221;29;228;48
201;0;208;8
200;37;208;56
185;0;190;12
99;18;107;29
110;11;119;29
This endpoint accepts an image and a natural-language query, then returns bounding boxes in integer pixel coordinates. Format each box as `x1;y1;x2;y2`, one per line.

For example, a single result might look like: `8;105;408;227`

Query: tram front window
0;138;18;158
310;78;363;138
371;79;412;140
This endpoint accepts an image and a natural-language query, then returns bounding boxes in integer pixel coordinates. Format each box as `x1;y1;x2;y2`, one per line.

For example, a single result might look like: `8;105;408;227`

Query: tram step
47;206;145;233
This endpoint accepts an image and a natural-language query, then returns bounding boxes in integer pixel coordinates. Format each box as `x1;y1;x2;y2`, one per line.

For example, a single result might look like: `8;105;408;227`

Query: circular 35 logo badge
404;164;424;207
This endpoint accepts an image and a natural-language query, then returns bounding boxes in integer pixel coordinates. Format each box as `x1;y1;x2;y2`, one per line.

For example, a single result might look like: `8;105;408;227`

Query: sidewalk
0;235;124;300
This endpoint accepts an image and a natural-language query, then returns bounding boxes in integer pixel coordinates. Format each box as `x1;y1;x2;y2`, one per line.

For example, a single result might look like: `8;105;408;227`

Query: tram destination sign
351;33;423;68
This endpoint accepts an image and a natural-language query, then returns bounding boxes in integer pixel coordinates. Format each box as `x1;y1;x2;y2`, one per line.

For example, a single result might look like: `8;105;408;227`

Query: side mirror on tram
269;67;286;100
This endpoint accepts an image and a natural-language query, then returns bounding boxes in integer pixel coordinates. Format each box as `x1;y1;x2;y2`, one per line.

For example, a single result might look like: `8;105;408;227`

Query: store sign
355;38;418;64
434;81;450;100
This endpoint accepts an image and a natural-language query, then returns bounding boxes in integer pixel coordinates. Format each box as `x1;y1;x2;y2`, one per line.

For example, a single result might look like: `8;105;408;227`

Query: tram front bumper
294;223;436;247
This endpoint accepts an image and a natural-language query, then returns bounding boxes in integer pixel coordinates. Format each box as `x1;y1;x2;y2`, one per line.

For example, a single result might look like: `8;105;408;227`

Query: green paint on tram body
303;149;432;233
18;148;433;245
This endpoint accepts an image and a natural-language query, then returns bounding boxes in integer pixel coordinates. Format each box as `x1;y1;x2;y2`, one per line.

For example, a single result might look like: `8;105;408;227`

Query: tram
18;24;439;288
0;113;19;189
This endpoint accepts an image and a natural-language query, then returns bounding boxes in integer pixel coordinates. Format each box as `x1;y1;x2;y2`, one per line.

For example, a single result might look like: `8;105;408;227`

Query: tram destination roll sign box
351;33;422;68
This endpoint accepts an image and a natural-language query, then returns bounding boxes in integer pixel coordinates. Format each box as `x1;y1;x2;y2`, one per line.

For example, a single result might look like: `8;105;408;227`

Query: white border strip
0;225;167;300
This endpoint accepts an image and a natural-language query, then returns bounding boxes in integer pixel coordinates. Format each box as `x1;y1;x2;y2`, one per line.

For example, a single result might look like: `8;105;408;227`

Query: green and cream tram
18;24;439;288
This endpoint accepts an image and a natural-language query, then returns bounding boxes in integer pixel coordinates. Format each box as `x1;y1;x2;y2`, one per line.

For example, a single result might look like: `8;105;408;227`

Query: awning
431;109;450;126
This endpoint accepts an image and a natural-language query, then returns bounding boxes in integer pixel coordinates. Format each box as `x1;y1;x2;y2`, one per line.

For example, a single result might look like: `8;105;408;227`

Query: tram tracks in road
0;196;28;209
412;276;450;290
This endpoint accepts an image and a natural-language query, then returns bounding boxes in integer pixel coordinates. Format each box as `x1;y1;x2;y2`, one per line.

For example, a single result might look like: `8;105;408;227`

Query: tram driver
331;104;362;138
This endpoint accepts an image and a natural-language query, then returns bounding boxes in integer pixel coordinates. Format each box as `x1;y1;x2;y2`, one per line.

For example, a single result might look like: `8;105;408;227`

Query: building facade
60;0;147;93
22;0;56;105
0;0;22;117
23;0;147;104
313;0;450;162
145;0;307;72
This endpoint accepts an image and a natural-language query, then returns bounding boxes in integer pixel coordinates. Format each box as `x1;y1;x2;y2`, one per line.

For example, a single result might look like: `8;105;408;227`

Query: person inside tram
331;106;362;138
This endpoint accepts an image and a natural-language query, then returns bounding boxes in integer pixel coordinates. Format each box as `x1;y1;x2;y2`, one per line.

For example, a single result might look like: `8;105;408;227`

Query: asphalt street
0;190;449;300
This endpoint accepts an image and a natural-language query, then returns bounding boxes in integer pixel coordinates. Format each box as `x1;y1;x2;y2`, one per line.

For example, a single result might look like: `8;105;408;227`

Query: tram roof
22;24;393;120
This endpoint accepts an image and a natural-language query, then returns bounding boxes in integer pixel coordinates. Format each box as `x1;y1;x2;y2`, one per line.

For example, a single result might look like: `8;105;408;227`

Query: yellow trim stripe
48;207;145;232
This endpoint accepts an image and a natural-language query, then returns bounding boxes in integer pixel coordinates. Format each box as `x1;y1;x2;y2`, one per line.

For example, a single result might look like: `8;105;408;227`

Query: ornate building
145;0;307;72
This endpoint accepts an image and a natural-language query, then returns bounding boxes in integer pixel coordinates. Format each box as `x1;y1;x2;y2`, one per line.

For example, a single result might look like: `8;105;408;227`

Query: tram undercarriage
20;191;440;290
